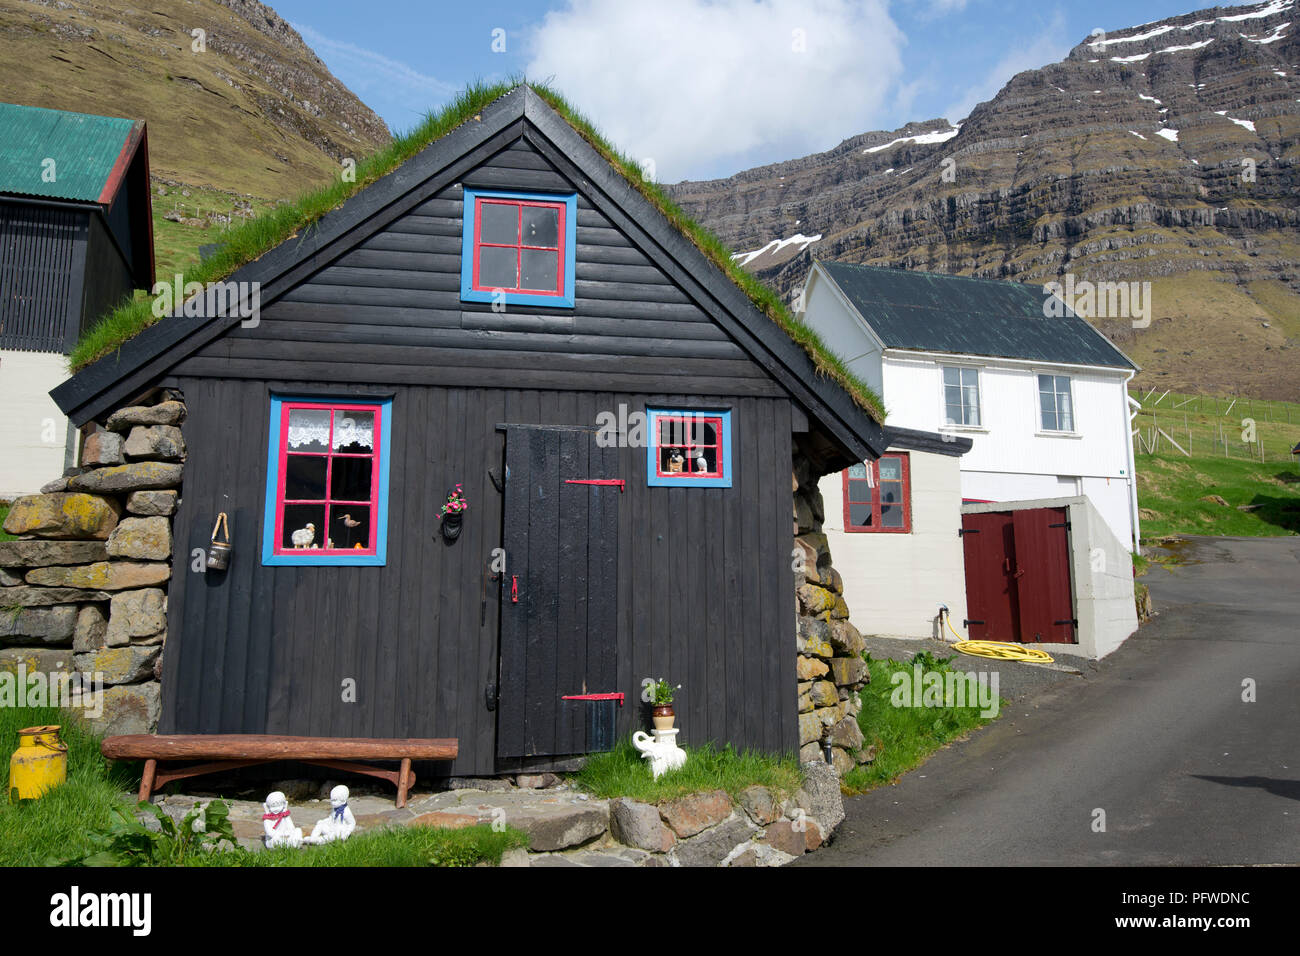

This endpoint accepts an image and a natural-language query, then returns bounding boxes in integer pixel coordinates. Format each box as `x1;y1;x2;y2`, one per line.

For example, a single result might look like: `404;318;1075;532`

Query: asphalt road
798;535;1300;866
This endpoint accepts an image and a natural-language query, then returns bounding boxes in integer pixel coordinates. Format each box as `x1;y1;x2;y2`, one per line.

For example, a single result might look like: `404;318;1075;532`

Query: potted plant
439;484;468;541
649;678;681;731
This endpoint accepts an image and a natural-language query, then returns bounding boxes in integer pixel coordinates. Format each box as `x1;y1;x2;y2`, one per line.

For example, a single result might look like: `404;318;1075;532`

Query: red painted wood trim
561;693;625;706
843;452;911;533
470;196;566;296
96;120;144;206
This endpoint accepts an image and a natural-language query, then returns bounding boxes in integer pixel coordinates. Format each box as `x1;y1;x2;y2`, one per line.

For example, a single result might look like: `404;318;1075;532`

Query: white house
801;261;1141;552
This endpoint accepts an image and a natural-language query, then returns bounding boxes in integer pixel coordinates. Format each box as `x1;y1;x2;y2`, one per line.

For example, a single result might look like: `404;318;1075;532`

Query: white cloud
941;13;1070;123
291;23;458;106
524;0;905;181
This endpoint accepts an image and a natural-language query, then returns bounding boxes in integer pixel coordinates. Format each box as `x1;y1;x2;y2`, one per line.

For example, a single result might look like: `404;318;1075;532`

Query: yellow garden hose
950;640;1055;664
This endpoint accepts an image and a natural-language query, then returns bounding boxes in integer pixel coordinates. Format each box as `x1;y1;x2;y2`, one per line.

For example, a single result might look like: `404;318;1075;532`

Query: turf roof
70;80;886;423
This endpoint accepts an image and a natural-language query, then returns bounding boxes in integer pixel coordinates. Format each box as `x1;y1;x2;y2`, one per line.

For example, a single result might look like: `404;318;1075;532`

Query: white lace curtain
287;408;375;450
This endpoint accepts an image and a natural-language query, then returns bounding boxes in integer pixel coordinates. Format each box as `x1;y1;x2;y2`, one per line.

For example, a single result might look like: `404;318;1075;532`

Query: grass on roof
70;79;885;423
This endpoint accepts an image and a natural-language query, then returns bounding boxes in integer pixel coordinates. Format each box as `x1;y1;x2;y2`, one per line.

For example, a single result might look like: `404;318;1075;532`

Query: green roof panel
0;102;138;203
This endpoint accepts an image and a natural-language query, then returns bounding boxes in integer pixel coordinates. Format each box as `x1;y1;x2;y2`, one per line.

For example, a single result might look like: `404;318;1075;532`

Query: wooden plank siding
169;136;781;397
163;381;798;773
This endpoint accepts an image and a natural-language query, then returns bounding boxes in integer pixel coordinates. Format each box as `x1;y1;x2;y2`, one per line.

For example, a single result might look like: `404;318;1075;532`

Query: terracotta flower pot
652;705;675;731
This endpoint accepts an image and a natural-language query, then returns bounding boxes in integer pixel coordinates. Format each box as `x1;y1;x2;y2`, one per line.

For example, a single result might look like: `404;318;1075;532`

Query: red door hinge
561;692;625;707
564;479;625;492
510;575;518;603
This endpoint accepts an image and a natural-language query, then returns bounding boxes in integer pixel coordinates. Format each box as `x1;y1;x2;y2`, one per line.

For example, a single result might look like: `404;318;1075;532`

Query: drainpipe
1123;370;1140;552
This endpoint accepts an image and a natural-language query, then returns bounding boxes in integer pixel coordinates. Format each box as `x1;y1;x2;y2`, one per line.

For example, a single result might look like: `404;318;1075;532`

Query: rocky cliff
668;0;1300;400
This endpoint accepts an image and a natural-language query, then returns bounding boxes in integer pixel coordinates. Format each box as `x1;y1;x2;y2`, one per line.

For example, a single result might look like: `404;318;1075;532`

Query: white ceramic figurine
262;790;303;848
307;784;356;844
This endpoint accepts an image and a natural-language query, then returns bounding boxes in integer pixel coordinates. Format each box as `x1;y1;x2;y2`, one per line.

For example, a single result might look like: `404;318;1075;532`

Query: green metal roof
820;260;1137;370
0;102;141;204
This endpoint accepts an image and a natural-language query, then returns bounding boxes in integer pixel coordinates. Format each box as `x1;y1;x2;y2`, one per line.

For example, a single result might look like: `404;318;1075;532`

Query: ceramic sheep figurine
262;791;303;848
291;523;315;549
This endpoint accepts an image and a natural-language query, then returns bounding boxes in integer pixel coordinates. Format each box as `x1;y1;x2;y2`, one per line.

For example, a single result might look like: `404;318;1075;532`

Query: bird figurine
695;453;709;473
337;513;361;548
291;523;315;549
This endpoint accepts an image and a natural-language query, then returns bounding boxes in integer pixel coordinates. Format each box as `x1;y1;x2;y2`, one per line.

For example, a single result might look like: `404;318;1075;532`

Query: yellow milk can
8;725;68;800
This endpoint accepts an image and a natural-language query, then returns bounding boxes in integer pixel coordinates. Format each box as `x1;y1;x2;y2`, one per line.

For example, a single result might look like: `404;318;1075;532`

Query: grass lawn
571;738;803;804
1136;453;1300;539
843;653;1002;794
0;504;15;541
0;707;525;867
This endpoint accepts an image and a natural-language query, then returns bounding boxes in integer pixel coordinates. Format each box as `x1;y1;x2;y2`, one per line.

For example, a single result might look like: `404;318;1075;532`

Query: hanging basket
441;510;464;542
207;512;232;571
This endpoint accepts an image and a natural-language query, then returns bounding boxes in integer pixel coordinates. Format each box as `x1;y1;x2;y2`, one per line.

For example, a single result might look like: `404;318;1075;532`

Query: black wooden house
53;86;887;775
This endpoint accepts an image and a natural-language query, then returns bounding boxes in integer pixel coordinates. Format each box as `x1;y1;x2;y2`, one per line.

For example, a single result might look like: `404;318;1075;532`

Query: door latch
511;575;519;604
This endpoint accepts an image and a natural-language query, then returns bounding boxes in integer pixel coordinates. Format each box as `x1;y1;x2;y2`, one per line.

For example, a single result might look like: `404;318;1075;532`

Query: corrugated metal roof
819;261;1137;370
0;103;139;203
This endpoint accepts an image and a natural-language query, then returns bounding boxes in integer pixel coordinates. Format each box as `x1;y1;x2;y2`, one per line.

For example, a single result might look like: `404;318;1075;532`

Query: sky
271;0;1219;182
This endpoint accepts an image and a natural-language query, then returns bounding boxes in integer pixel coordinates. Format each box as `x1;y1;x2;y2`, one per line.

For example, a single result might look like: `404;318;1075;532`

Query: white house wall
0;349;73;498
802;270;884;396
819;448;968;639
880;352;1135;548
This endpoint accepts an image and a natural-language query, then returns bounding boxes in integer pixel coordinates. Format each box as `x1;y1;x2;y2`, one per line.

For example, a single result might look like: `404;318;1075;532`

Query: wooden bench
101;734;459;808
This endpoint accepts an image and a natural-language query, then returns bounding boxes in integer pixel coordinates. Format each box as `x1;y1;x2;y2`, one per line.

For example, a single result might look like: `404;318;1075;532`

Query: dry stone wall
1;390;185;735
793;451;872;777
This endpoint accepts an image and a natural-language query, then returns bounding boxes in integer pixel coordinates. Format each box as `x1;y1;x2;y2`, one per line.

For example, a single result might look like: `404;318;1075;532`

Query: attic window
646;408;732;488
460;188;576;308
261;397;392;566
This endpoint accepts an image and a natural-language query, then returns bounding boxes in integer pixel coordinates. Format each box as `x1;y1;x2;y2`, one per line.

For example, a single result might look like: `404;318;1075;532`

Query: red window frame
654;413;725;479
470;197;566;297
272;401;383;556
842;453;911;533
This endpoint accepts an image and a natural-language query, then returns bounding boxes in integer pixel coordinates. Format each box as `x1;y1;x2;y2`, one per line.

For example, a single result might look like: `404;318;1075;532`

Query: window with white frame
942;366;981;427
1038;374;1074;432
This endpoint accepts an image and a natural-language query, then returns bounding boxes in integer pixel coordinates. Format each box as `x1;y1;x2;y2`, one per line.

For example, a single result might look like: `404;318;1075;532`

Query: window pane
849;502;873;527
661;447;687;473
521;205;559;247
1038;373;1054;393
847;479;872;502
333;410;375;452
880;501;903;527
286;408;330;451
688;447;717;474
478;245;518;288
945;384;962;409
944;367;960;387
1057;386;1073;431
520;248;559;291
1041;392;1057;430
962;367;978;388
878;458;902;481
479;202;518;244
284;455;327;501
847;462;868;480
330;456;373;502
659;417;686;447
282;504;325;550
330;506;371;550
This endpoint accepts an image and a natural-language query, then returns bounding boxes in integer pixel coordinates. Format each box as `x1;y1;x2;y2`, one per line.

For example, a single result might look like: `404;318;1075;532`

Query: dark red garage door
961;506;1076;644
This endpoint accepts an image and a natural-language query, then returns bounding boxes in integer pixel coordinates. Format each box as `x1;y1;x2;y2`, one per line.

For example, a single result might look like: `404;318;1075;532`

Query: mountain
667;0;1300;401
0;0;391;275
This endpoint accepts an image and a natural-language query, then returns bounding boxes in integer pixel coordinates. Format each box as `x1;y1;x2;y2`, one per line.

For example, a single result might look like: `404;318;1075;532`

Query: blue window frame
460;187;577;309
646;408;733;488
261;395;393;566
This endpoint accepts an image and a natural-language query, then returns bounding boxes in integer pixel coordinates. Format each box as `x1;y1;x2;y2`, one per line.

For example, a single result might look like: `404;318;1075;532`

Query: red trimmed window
843;453;911;533
273;402;382;555
471;197;566;296
655;413;724;478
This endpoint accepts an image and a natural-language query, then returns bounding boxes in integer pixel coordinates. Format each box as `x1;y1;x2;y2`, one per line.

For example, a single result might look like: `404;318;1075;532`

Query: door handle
1013;568;1025;579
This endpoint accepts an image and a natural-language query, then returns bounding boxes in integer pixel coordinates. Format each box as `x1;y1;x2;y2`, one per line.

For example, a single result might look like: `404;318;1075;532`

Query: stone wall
1;390;185;735
793;451;872;776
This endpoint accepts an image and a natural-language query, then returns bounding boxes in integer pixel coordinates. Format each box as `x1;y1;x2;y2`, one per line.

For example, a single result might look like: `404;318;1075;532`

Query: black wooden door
497;425;620;758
